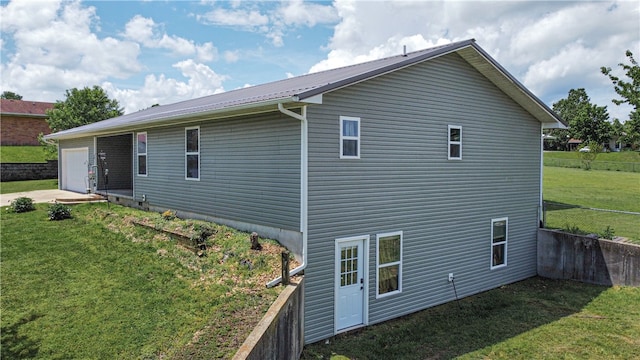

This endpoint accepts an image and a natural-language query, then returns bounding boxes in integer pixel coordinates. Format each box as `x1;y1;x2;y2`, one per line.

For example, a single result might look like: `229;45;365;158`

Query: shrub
48;203;72;221
8;197;35;213
161;210;176;220
600;226;615;240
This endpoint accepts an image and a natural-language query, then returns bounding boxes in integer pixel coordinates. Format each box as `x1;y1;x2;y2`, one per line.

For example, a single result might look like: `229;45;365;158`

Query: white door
61;148;88;193
335;237;366;331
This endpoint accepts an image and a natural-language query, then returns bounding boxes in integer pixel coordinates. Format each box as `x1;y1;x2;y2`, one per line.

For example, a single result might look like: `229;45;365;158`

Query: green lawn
543;167;640;241
545;150;640;162
0;145;54;163
301;277;640;359
1;203;284;359
544;150;640;172
1;179;59;194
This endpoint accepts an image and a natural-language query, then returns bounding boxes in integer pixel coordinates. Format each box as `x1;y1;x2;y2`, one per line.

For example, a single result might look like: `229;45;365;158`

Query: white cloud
198;8;269;28
123;15;218;61
104;60;226;113
198;1;338;47
309;0;639;121
278;0;339;27
223;50;240;63
0;0;61;32
0;0;141;101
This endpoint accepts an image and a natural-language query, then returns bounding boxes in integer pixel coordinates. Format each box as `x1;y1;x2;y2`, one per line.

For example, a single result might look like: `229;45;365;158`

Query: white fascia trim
294;94;323;104
44;97;298;141
542;122;567;129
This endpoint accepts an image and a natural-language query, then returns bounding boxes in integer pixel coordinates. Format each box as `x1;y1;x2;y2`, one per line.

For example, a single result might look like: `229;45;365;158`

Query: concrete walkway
1;189;104;205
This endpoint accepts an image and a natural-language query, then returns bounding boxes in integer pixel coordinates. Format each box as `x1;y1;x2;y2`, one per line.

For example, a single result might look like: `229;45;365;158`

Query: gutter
267;103;308;288
540;126;544;226
43;97;295;141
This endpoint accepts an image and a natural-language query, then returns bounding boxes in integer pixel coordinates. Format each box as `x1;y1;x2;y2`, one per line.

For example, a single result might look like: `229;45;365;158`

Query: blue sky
1;0;638;121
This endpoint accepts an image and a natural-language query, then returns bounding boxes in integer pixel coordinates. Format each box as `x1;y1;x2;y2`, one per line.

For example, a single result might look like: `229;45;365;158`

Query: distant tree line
545;50;640;151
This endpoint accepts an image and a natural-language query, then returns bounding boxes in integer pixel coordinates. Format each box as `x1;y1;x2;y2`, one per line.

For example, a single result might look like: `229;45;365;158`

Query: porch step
55;194;106;204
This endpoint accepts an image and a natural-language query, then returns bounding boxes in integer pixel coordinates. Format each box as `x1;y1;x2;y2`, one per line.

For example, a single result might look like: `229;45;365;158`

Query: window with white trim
448;125;462;160
491;218;508;269
376;231;402;297
340;116;360;159
137;132;147;176
185;126;200;180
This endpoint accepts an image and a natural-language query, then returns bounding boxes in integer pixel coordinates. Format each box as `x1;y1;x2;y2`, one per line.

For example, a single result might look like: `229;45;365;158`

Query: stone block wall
1;160;58;182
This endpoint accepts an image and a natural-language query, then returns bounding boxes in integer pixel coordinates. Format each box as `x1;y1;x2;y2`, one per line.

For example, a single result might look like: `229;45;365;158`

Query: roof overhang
44;96;312;141
456;44;566;129
0;112;48;118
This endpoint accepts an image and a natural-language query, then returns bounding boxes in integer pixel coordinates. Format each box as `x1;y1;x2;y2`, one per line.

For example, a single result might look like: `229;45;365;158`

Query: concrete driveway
1;189;104;205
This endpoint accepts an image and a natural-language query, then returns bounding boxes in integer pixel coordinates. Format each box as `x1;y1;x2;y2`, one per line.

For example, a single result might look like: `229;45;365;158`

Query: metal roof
45;39;565;140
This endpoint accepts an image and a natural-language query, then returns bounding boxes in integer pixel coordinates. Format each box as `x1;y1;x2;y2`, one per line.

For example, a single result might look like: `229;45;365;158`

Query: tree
543;128;570;151
602;50;640;148
46;86;123;133
1;91;23;100
40;86;123;158
552;88;611;146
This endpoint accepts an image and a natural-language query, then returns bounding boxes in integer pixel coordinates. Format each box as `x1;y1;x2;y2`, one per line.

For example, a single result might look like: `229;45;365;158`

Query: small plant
600;226;615;240
48;203;72;221
8;197;35;213
577;141;603;170
161;210;176;220
563;224;588;235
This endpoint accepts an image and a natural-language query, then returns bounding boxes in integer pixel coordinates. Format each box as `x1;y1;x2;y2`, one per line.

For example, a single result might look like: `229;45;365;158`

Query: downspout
539;125;544;227
266;103;308;287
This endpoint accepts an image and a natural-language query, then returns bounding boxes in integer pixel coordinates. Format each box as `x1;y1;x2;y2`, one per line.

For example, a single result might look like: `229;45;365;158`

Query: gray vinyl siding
58;137;95;186
134;112;301;232
304;53;542;343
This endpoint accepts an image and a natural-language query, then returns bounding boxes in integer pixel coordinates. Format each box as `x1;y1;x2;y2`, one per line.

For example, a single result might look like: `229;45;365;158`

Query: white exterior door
335;236;366;331
61;148;88;193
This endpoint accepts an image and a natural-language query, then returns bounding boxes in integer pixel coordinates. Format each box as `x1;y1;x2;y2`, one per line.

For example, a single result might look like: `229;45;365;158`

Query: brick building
1;99;54;145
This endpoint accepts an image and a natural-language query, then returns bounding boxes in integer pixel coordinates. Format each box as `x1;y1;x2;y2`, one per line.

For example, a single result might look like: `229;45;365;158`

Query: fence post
281;252;290;286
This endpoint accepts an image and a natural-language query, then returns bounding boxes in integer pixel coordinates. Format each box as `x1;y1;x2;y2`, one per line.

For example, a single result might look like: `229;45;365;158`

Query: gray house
45;39;565;344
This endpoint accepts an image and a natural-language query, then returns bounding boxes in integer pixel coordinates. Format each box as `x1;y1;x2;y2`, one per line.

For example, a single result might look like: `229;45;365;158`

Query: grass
0;202;288;359
0;145;54;163
544;150;640;172
1;179;59;194
301;277;640;359
543;167;640;242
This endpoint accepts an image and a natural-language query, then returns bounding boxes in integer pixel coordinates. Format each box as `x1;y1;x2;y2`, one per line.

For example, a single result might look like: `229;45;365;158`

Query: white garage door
61;148;89;193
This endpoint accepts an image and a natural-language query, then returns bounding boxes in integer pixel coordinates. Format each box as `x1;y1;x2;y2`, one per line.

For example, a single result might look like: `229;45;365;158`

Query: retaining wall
233;278;304;360
538;229;640;286
1;160;58;182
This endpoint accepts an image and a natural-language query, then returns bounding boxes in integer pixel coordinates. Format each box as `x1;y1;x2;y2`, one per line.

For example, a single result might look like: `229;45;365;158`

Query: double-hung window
137;132;147;176
185;126;200;180
491;218;508;269
448;125;462;160
340;116;360;159
376;231;402;298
